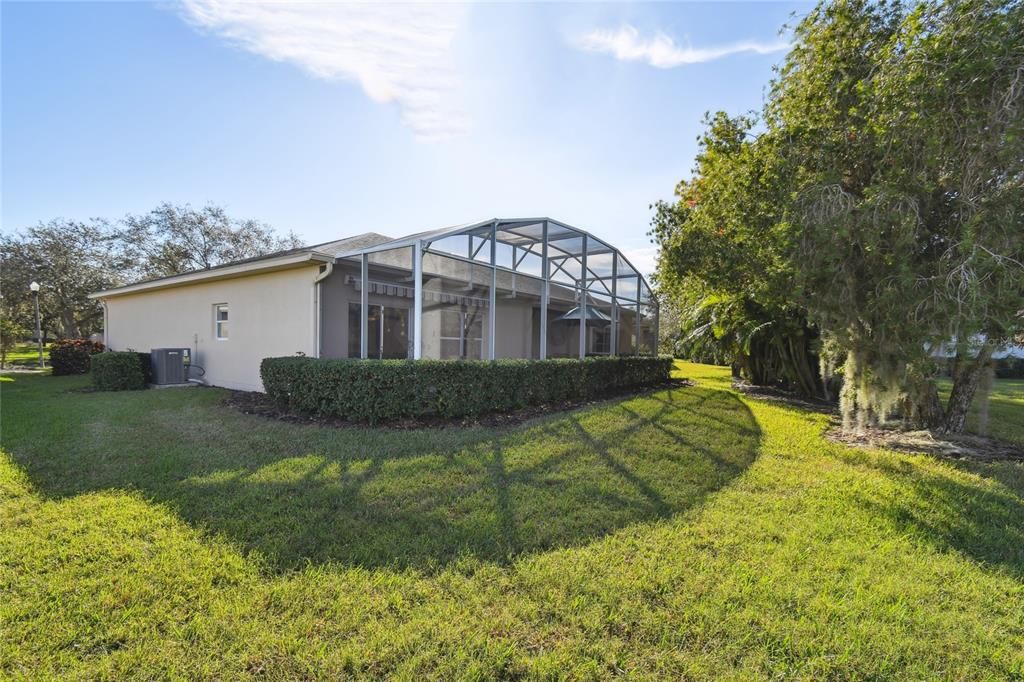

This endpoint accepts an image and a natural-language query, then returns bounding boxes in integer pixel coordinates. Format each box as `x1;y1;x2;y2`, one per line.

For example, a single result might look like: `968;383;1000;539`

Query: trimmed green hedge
261;356;673;423
91;352;150;391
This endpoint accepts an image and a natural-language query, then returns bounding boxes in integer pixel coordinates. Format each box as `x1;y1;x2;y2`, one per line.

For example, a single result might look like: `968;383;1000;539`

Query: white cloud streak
575;25;789;68
620;245;659;280
178;1;469;141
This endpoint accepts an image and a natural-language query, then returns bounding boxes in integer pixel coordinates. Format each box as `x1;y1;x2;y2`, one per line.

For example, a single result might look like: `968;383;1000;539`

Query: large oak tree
2;203;303;340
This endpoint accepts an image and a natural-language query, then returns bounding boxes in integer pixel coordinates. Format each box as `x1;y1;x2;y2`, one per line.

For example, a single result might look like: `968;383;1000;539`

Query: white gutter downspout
102;300;109;349
315;262;334;283
313;262;334;358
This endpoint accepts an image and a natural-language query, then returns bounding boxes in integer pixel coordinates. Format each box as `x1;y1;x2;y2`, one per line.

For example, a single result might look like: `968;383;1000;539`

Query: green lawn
1;362;1022;678
937;376;1024;446
1;341;49;368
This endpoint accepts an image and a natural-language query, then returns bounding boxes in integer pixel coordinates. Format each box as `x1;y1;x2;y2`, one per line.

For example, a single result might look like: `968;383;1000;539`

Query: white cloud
620;245;659;280
178;1;469;141
575;25;789;68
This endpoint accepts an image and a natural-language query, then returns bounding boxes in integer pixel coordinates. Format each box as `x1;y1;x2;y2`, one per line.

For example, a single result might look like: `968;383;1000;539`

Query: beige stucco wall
103;265;320;391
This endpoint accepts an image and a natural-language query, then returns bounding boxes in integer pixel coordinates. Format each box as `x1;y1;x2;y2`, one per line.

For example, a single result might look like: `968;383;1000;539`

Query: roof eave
89;251;333;299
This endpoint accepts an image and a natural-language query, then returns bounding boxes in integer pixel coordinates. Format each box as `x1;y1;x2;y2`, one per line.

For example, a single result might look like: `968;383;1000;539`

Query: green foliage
1;204;303;341
994;358;1024;380
655;0;1024;430
652;114;821;396
1;365;1022;677
776;0;1024;429
0;318;29;368
0;220;131;339
122;202;303;278
136;351;154;385
261;356;672;423
91;352;150;391
49;338;104;376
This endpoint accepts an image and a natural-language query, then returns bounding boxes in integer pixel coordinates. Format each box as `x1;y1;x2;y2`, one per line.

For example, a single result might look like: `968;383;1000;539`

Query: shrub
0;318;29;368
49;338;104;375
91;352;149;391
994;357;1024;379
134;352;154;385
261;356;673;423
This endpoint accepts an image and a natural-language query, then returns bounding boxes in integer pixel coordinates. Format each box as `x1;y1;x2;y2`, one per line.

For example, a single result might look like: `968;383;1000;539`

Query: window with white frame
214;303;229;340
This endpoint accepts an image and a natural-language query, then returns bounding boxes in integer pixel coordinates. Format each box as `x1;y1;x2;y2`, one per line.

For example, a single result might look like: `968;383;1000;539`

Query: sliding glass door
347;303;410;359
380;306;410;359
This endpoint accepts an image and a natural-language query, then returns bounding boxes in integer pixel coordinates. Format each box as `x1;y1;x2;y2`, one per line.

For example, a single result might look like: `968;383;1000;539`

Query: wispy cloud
621;245;659;280
575;25;789;68
178;1;469;141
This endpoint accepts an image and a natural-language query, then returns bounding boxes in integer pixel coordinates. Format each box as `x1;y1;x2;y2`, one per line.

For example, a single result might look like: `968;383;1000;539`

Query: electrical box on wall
150;348;190;385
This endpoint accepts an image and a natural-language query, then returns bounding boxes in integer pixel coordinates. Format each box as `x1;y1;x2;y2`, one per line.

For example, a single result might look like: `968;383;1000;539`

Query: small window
214;303;229;340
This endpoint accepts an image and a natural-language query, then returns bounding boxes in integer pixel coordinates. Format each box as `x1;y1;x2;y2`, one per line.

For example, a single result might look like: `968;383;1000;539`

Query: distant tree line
652;0;1023;434
1;203;302;340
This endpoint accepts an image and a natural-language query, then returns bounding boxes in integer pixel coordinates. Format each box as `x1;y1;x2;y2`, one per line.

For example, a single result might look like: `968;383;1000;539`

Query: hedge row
994;357;1024;379
50;338;105;375
91;351;152;391
261;356;673;423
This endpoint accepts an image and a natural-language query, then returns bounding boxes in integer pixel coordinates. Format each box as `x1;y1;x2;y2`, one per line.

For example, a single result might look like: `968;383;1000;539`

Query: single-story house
90;218;659;391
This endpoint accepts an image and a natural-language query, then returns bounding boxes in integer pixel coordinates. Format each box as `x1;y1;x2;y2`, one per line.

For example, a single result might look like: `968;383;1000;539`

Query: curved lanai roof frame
334;217;658;361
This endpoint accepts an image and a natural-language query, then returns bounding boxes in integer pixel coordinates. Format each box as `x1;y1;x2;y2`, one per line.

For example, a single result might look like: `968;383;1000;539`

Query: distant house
90;218;659;391
929;337;1024;361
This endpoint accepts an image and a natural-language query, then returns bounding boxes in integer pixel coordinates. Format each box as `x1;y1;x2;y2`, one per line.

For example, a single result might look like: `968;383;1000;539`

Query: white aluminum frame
335;217;658;361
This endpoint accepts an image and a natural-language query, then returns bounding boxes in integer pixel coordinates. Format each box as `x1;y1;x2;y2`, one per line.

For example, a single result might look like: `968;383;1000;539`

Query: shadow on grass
3;374;760;573
837;448;1024;578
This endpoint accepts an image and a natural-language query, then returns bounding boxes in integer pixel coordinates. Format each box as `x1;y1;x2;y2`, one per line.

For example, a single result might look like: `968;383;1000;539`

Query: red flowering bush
49;338;105;375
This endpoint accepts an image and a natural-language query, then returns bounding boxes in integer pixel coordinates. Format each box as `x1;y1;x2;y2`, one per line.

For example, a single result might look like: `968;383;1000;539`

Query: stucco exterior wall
103;265;320;391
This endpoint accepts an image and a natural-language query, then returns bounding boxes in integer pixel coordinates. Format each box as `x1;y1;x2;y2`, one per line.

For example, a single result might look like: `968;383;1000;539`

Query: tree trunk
943;342;995;433
905;379;944;429
788;333;821;399
60;307;81;338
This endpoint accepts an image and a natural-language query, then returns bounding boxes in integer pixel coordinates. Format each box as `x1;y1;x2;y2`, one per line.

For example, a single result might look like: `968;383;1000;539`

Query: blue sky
2;1;808;275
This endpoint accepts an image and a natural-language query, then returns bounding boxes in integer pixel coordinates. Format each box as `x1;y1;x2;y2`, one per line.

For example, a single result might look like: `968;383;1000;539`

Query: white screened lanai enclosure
318;218;659;361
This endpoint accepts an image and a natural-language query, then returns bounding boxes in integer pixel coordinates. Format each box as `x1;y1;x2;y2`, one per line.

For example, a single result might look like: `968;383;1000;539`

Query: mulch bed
733;381;837;414
826;425;1024;462
222;378;693;430
733;380;1023;462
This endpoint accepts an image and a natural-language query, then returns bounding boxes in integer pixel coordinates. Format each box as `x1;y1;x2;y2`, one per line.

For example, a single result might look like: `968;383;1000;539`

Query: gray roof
101;232;395;292
307;232;393;257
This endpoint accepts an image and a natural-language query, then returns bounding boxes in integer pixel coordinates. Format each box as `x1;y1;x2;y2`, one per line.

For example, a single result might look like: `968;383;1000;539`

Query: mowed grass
1;363;1022;678
1;342;49;368
2;371;759;572
937;376;1024;446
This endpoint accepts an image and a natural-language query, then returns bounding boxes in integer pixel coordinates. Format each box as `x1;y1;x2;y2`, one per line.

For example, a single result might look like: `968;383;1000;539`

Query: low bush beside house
49;338;105;375
261;356;673;423
91;351;150;391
